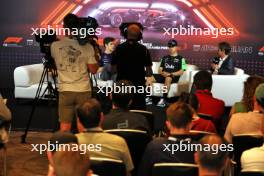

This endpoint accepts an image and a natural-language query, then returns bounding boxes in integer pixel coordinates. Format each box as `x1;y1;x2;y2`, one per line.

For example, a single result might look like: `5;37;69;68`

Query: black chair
130;110;155;133
233;134;264;175
189;130;215;141
104;129;152;176
197;113;213;121
240;172;264;176
90;157;126;176
152;163;199;176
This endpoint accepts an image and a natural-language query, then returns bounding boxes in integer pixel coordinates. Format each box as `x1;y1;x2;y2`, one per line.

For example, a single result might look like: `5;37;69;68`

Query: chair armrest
178;64;199;82
211;74;249;106
14;64;44;87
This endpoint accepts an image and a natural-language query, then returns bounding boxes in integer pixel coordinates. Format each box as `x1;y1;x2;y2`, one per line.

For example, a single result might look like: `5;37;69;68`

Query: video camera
212;57;220;65
119;22;144;41
77;16;99;45
35;30;57;66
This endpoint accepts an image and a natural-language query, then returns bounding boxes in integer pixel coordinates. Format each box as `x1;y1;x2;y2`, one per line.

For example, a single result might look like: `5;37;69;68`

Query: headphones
119;22;144;41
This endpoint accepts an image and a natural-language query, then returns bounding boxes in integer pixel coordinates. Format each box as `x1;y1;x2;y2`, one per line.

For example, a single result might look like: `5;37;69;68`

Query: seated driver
146;40;187;107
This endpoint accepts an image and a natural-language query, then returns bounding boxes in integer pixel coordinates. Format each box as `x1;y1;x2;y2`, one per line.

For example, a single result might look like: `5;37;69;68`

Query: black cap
168;39;178;47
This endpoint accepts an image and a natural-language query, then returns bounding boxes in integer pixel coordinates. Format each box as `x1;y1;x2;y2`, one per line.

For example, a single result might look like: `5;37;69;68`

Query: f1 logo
259;46;264;56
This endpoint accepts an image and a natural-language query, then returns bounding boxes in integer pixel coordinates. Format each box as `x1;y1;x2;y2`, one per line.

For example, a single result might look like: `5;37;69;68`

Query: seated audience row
103;79;217;134
49;100;229;176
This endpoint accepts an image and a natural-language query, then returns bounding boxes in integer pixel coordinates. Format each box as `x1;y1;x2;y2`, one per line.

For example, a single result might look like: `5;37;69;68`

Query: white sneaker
157;98;166;107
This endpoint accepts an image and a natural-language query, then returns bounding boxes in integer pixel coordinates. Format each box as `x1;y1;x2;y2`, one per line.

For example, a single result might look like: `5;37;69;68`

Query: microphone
212;57;220;64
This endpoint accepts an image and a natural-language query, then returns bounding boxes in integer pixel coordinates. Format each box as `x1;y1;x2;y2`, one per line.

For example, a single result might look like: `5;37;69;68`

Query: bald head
127;24;141;40
198;135;229;172
200;134;223;145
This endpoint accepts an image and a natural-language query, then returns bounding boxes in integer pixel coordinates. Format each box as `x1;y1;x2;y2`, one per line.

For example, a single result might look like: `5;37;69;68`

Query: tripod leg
21;102;38;143
21;67;47;143
40;73;50;98
49;69;59;131
49;69;58;98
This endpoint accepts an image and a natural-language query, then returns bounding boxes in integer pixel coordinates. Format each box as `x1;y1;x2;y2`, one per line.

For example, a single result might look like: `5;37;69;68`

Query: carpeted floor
0;131;52;176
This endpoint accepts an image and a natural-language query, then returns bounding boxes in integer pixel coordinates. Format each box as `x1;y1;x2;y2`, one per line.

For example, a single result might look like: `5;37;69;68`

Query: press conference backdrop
0;0;264;88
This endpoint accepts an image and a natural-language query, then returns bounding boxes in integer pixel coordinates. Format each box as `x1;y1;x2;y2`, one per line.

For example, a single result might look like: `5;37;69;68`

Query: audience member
229;75;264;117
0;93;11;121
53;150;95;176
193;70;225;127
211;42;235;75
76;99;134;176
51;14;98;131
112;23;153;110
195;134;229;176
47;131;79;176
138;102;195;176
178;92;216;133
99;37;116;81
241;142;264;172
147;39;187;107
102;80;150;133
224;83;264;143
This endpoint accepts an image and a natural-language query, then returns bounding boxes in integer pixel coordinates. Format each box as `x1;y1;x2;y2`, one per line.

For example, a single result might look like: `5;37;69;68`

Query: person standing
112;23;153;110
51;14;98;131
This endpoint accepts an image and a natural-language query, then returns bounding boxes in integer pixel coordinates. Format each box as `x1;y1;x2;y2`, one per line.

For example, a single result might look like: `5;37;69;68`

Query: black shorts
153;74;180;84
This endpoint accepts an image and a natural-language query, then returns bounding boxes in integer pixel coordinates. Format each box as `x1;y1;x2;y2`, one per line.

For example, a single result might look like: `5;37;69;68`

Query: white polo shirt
241;144;264;172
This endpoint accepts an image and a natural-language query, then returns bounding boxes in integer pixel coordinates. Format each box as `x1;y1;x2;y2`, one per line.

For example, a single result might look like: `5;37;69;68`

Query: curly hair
242;75;264;111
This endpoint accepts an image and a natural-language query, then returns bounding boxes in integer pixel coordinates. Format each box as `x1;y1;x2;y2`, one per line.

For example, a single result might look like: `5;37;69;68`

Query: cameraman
51;14;98;132
111;24;153;110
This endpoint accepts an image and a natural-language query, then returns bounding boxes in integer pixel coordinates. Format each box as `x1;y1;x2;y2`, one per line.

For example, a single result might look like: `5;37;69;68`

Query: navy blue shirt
100;53;112;67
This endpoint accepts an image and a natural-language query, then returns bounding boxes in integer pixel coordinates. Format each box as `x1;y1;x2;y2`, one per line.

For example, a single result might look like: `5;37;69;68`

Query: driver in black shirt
149;40;187;107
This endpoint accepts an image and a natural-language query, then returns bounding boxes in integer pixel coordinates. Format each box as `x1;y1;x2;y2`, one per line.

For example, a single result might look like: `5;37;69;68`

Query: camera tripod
21;58;58;143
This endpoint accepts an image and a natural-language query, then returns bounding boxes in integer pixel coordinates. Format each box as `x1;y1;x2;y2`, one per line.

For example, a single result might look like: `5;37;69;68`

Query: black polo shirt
160;55;184;73
138;135;195;176
111;41;152;85
102;108;150;133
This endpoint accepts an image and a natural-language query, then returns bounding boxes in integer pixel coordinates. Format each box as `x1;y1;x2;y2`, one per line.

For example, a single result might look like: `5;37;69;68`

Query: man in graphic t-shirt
51;14;98;132
149;40;187;107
